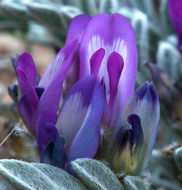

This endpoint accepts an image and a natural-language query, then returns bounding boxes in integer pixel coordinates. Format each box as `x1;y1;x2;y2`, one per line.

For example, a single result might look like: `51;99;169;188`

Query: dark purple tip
179;34;182;53
149;84;158;104
127;114;143;154
117;114;143;156
135;82;158;104
40;125;67;169
67;163;78;178
11;54;20;70
117;126;132;150
8;84;18;103
35;87;45;99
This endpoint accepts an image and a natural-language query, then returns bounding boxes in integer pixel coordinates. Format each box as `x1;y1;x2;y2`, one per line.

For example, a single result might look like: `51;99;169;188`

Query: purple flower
168;0;182;50
66;13;138;128
63;14;92;92
15;40;78;135
36;76;105;168
107;82;160;174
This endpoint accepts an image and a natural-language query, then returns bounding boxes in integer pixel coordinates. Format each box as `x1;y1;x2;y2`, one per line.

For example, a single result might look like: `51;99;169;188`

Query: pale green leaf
123;176;149;190
71;158;124;190
174;147;182;173
0;159;86;190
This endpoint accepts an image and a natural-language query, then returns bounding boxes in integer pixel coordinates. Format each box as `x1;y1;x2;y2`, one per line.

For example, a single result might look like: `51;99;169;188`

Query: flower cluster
11;13;160;175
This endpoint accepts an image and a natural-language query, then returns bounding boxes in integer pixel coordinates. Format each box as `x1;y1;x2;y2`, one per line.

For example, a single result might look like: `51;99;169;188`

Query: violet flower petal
110;114;143;173
127;114;143;155
56;76;105;160
36;110;57;157
68;78;105;161
90;48;105;78
56;76;98;148
18;94;38;135
38;40;78;89
37;40;78;115
16;69;38;105
17;70;39;135
66;14;91;44
110;82;160;174
38;125;67;168
64;14;91;92
51;133;67;168
107;52;124;109
79;13;138;123
16;52;37;88
18;95;37;135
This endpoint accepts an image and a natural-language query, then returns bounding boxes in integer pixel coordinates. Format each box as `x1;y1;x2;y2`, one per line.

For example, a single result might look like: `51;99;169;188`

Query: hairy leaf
72;158;124;190
0;159;86;190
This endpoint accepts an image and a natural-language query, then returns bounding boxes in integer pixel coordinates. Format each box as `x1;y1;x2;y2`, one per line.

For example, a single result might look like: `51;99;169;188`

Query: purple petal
68;77;105;161
66;14;91;44
56;76;105;160
36;110;57;157
63;14;91;92
127;114;143;155
168;0;182;48
16;69;28;96
38;40;78;89
79;13;138;124
56;76;97;148
51;134;67;168
37;40;78;115
16;69;39;135
112;82;160;174
36;110;67;168
8;84;18;104
107;52;124;108
16;52;37;88
90;48;105;78
108;114;143;173
18;91;38;135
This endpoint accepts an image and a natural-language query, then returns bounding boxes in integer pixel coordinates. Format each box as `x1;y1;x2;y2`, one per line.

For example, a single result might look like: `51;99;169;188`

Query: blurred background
0;0;182;189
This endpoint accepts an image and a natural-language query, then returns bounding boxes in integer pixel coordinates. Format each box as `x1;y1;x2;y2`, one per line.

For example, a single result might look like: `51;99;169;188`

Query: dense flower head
10;13;159;175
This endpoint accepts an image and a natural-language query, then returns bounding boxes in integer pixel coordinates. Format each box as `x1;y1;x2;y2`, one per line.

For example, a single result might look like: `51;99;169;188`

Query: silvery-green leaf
149;150;182;190
0;159;86;190
98;0;120;14
157;40;182;82
159;0;173;36
62;0;85;13
77;0;99;15
174;147;182;173
27;22;54;44
26;2;61;28
59;6;83;29
0;0;30;19
122;176;149;190
150;150;179;181
132;10;150;83
71;158;124;190
130;0;157;26
0;180;16;190
118;8;159;83
119;8;150;62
